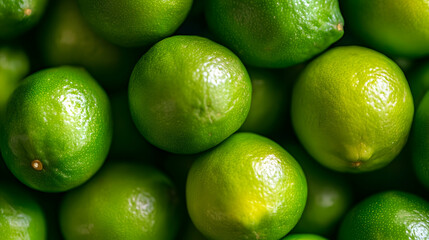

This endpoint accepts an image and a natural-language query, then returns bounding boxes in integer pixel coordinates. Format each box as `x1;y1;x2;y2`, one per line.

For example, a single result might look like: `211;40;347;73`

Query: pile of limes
1;0;429;239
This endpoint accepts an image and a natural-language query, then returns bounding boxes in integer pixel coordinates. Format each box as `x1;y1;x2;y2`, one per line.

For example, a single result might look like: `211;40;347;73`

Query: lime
77;0;193;47
186;132;307;240
0;66;112;192
412;90;429;189
205;0;344;68
0;181;46;240
239;68;287;136
0;0;48;39
338;191;429;239
282;234;328;240
60;161;181;240
38;0;139;91
408;62;429;107
291;46;414;172
341;0;429;58
0;45;30;120
284;141;353;236
129;35;252;154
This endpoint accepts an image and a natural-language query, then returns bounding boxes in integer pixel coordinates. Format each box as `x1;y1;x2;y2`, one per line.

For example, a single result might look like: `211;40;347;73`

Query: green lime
0;66;112;192
239;68;287;136
38;0;139;91
0;0;48;39
0;45;30;120
282;234;328;240
412;90;429;189
186;132;307;240
408;62;429;107
129;35;252;154
341;0;429;58
60;161;181;240
76;0;193;47
284;141;353;237
205;0;344;68
338;191;429;239
0;181;46;240
291;46;414;172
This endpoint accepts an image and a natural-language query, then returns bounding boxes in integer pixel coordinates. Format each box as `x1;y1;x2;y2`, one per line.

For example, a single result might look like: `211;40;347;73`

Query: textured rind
205;0;344;68
0;66;113;192
186;132;307;240
77;0;193;47
342;0;429;58
338;191;429;240
291;46;414;172
129;35;252;154
60;162;180;240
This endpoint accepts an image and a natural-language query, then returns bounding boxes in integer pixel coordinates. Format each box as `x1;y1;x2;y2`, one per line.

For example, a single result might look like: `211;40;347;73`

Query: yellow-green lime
129;35;252;154
38;0;140;91
60;161;181;240
0;0;48;39
0;66;113;192
0;181;46;240
77;0;193;47
341;0;429;58
291;46;414;172
338;191;429;240
186;132;307;240
205;0;344;68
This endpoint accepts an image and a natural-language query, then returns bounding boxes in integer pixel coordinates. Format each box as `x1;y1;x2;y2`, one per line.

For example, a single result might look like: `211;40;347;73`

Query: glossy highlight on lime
0;66;113;192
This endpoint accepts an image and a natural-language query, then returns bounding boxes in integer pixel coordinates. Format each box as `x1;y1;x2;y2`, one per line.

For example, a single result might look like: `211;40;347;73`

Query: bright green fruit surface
0;0;48;39
342;0;429;58
291;46;414;172
129;35;252;154
60;162;180;240
38;0;138;91
205;0;344;68
0;66;112;192
338;191;429;240
282;234;328;240
186;132;307;240
413;90;429;189
77;0;193;47
0;181;46;240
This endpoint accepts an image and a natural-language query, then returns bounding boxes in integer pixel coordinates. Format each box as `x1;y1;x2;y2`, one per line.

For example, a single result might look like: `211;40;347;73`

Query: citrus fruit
282;234;328;240
338;191;429;240
186;132;307;240
291;46;414;172
0;0;48;39
239;68;287;136
129;35;252;154
38;0;139;91
341;0;429;58
0;181;46;240
0;46;30;120
0;66;112;192
412;90;429;189
284;141;353;236
60;161;181;240
205;0;344;68
76;0;193;47
408;62;429;107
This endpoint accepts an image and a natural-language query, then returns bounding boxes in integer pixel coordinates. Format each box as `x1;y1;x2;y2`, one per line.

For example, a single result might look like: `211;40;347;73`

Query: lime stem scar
31;160;43;171
337;23;343;31
351;161;362;168
24;9;32;16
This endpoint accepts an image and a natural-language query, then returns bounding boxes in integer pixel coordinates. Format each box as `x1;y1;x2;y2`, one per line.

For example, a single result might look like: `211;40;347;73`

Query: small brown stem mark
31;160;43;171
24;9;32;16
337;23;343;31
351;161;362;168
